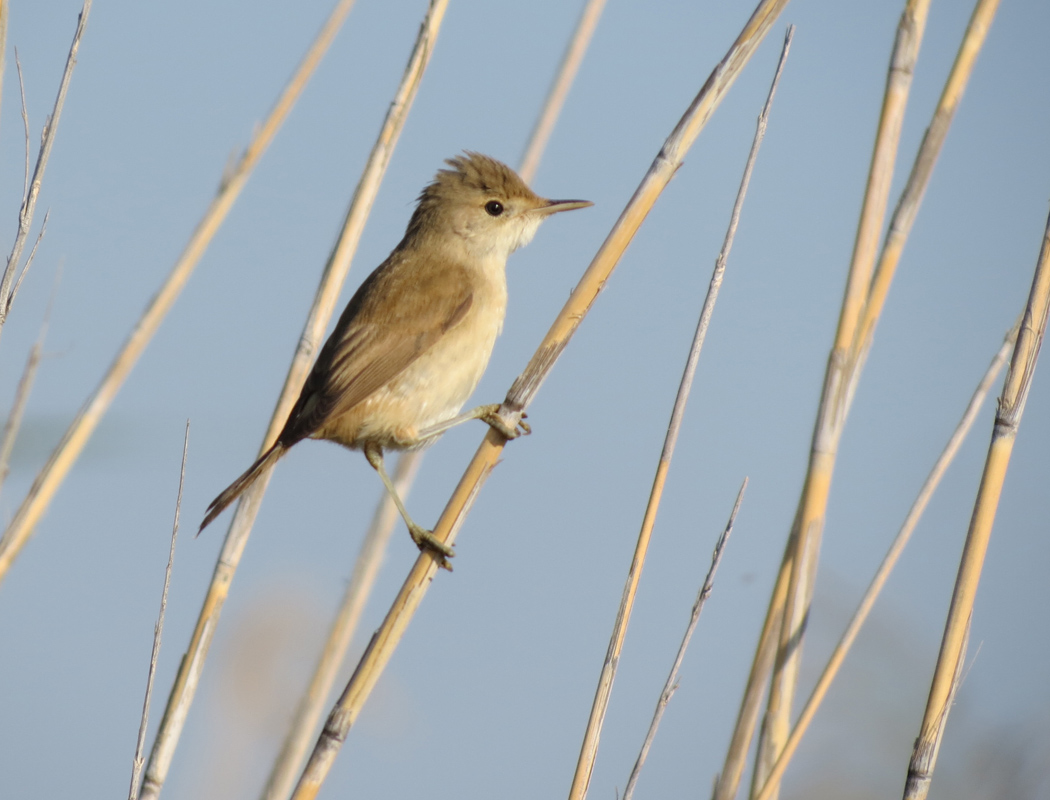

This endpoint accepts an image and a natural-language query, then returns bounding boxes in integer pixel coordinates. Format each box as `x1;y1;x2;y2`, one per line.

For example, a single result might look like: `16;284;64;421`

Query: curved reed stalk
0;0;359;587
136;4;448;798
286;2;790;797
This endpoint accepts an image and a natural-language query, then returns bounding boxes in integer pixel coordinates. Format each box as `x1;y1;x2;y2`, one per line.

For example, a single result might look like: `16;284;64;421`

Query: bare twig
0;0;360;588
518;0;606;184
138;5;447;797
750;326;1016;800
16;50;28;204
623;479;747;800
259;2;603;791
901;202;1050;800
570;26;792;800
129;422;188;800
0;0;91;339
12;209;48;306
0;266;58;495
287;3;789;798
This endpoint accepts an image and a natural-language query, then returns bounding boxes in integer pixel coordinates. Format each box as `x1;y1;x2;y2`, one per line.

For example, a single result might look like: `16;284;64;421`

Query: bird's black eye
485;200;504;217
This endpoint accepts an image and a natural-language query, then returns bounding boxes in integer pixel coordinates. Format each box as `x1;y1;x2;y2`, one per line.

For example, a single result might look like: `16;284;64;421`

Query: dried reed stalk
0;280;54;495
0;0;359;587
751;326;1016;800
569;26;792;800
259;2;605;794
129;423;188;800
622;479;747;800
748;3;935;795
138;5;448;798
901;207;1050;800
518;0;606;183
752;4;1000;797
287;2;790;797
0;0;90;342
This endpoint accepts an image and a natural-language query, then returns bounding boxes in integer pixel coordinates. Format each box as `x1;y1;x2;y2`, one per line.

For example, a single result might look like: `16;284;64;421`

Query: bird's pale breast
320;268;507;450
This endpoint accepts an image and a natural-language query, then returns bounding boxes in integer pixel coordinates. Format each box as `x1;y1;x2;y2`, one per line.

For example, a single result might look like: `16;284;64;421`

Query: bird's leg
364;443;454;570
415;404;530;442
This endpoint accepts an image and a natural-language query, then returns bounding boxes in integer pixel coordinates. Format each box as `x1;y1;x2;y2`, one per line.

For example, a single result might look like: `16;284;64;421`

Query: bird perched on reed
199;152;591;567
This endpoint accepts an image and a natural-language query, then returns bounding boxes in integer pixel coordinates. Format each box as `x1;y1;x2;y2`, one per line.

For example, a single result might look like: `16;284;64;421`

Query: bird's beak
539;198;593;215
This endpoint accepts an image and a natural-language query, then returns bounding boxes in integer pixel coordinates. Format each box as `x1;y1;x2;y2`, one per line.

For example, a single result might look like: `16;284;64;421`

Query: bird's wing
280;264;474;442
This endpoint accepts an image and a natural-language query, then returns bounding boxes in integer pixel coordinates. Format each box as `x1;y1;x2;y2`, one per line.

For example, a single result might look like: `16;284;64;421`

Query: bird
199;152;591;567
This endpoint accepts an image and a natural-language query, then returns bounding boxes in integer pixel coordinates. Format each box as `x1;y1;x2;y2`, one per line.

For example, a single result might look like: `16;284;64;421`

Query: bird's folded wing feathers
285;290;474;438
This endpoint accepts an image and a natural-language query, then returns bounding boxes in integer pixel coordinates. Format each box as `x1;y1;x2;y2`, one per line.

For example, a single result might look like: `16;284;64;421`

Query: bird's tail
199;443;287;533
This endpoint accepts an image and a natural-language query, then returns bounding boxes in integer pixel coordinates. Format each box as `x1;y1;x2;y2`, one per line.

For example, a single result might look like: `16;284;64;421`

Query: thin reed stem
569;26;792;800
518;0;606;184
0;0;360;588
259;2;603;793
0;0;90;342
138;5;447;797
129;422;188;800
902;203;1050;800
751;326;1015;800
287;3;789;797
622;479;747;800
0;271;56;496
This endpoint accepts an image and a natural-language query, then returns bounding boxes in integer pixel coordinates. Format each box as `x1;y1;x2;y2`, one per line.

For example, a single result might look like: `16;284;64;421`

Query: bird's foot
477;404;531;439
408;522;455;571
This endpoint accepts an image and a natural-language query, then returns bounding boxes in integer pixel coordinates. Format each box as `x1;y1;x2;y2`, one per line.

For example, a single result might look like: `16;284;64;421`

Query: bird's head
404;152;591;262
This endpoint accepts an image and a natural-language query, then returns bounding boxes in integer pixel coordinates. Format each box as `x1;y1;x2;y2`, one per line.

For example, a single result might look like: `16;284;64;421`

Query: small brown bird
200;152;590;565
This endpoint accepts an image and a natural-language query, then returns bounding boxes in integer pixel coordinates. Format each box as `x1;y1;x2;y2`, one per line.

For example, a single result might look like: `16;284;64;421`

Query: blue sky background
1;1;1048;798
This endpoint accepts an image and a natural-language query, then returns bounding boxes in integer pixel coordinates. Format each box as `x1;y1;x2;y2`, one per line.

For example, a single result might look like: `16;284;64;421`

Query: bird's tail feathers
199;443;286;534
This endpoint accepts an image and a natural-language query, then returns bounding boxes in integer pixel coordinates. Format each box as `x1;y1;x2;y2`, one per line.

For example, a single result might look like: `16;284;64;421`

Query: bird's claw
409;523;455;571
480;406;530;440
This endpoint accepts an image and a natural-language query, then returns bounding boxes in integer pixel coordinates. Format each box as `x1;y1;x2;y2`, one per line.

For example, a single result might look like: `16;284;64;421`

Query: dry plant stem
260;2;602;792
901;209;1050;800
748;3;933;796
288;3;789;797
129;423;188;800
0;0;90;340
0;0;360;588
753;9;999;792
712;536;792;800
0;271;56;493
0;338;41;492
258;451;421;800
16;51;28;201
623;479;748;800
570;26;792;800
902;619;971;800
750;328;1016;800
138;5;447;798
517;0;606;183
